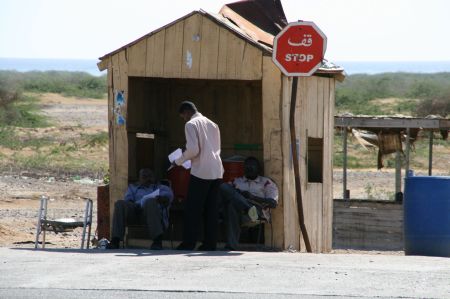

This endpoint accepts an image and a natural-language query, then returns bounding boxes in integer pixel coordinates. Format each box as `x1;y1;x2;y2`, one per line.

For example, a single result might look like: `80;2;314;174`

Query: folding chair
242;208;273;249
35;195;93;249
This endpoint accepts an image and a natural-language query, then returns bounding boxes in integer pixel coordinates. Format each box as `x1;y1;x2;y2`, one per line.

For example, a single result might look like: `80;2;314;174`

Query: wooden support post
428;130;434;176
343;128;348;200
290;76;312;253
395;150;401;194
404;127;410;177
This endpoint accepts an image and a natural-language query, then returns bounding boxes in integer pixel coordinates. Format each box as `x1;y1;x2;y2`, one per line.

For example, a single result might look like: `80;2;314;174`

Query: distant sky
1;0;449;62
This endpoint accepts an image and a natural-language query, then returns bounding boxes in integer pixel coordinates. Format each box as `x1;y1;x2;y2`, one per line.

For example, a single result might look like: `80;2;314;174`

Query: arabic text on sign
287;34;313;47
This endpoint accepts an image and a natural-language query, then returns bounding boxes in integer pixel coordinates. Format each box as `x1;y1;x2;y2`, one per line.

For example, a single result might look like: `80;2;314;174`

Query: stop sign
272;21;327;76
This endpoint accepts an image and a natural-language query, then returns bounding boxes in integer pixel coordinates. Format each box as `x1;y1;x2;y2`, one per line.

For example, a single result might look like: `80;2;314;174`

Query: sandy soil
0;175;98;248
0;93;105;248
38;92;107;129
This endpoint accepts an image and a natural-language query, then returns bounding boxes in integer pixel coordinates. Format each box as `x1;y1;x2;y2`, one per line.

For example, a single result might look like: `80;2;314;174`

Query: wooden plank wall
333;200;403;250
262;57;284;249
281;76;335;253
126;77;263;182
127;13;263;80
280;76;299;250
323;78;335;251
109;51;130;220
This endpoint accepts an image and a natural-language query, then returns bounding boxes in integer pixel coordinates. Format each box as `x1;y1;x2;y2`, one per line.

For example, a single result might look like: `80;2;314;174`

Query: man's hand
240;191;253;199
168;162;177;171
157;196;170;207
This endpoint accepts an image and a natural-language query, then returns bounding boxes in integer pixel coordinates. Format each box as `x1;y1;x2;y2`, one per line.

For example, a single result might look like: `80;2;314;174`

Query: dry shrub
416;96;450;117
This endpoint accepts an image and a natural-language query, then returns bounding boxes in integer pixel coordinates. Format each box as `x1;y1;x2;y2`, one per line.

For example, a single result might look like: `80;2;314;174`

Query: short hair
139;168;154;179
244;156;260;167
178;101;198;114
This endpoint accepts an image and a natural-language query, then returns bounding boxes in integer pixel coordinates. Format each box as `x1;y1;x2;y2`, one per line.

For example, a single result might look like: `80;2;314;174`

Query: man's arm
123;185;137;203
241;179;278;209
157;185;174;207
242;192;277;209
175;123;199;165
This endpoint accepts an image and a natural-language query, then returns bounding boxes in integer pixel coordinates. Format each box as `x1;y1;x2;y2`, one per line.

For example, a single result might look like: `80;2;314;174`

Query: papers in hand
139;189;160;207
168;148;191;170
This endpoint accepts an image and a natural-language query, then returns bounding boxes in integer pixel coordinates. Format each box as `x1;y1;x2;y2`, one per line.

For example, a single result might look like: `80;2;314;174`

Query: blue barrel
404;176;450;257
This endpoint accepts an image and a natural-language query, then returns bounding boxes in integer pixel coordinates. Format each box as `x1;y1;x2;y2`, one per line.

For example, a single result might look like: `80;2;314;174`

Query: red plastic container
223;160;245;183
97;184;110;239
168;166;190;201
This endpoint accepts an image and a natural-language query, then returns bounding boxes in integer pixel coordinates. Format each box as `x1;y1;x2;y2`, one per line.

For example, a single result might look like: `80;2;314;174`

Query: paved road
1;248;449;298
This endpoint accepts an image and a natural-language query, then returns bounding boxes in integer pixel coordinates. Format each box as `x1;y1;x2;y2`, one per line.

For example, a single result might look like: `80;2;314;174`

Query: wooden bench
124;201;273;250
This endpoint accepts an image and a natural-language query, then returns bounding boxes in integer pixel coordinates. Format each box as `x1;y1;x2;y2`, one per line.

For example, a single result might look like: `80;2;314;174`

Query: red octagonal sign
273;21;327;76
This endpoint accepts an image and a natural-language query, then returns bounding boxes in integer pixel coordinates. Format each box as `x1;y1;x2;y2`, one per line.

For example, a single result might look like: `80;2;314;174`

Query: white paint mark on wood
186;50;193;69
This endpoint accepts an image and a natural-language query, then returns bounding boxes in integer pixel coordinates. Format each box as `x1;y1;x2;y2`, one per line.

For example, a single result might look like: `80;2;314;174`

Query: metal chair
242;208;273;249
35;195;93;249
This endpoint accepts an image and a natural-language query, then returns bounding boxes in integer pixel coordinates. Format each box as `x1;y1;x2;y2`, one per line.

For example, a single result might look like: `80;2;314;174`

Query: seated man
219;157;278;250
107;168;174;250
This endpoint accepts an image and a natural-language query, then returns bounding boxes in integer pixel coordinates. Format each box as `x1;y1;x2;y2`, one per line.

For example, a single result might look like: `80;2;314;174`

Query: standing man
175;101;223;251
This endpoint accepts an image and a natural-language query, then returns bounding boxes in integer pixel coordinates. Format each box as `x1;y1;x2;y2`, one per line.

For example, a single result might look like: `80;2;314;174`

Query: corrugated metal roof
220;0;288;36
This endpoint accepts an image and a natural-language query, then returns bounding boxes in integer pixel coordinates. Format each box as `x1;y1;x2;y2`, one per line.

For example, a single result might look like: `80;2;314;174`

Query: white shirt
175;112;224;180
232;176;279;202
232;176;279;220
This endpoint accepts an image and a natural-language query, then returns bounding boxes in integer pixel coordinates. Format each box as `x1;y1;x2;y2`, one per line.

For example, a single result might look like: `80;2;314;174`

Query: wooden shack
97;5;344;252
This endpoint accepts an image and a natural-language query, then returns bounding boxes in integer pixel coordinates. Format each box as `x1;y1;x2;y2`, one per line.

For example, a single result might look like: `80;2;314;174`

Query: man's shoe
150;242;163;250
248;206;258;222
197;244;216;251
176;243;195;250
223;245;236;251
105;241;119;250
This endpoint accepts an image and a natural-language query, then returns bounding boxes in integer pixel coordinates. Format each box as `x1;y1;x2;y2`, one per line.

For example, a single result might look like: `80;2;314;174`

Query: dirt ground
0;93;447;250
0;93;105;248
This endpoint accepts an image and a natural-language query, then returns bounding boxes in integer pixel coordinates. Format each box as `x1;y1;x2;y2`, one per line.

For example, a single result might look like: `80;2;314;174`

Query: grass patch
0;131;108;177
4;143;108;177
334;131;450;172
336;73;450;116
0;128;53;150
81;131;108;147
7;94;50;128
0;70;107;99
0;70;108;177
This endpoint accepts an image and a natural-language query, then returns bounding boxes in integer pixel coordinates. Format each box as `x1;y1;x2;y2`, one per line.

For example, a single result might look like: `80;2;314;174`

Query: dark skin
170;109;196;168
139;170;170;207
237;159;277;209
179;110;195;122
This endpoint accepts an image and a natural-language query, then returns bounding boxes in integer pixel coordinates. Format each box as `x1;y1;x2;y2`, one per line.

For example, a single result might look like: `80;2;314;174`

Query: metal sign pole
290;76;312;253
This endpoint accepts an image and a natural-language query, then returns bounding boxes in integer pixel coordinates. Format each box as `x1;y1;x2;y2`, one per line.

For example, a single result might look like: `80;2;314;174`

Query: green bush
0;70;107;99
336;73;450;116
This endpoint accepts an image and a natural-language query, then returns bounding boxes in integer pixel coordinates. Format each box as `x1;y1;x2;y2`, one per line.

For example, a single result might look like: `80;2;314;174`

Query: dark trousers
111;199;164;241
182;175;221;249
219;183;254;249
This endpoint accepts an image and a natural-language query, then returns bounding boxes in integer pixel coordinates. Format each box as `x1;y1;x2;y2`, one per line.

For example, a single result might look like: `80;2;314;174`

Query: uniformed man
219;157;278;250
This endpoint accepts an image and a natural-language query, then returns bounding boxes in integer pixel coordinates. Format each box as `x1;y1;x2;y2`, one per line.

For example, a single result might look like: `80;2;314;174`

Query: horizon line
1;57;450;63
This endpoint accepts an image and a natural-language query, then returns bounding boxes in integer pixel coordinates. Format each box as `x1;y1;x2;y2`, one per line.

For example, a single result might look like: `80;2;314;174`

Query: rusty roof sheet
220;0;288;36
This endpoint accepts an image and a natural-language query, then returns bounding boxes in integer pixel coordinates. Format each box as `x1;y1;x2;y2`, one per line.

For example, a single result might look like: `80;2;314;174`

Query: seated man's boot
150;234;163;250
197;244;216;251
106;237;120;249
176;242;195;250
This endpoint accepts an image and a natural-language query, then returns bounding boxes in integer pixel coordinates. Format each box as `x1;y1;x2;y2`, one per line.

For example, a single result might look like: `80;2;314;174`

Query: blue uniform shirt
124;183;174;228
